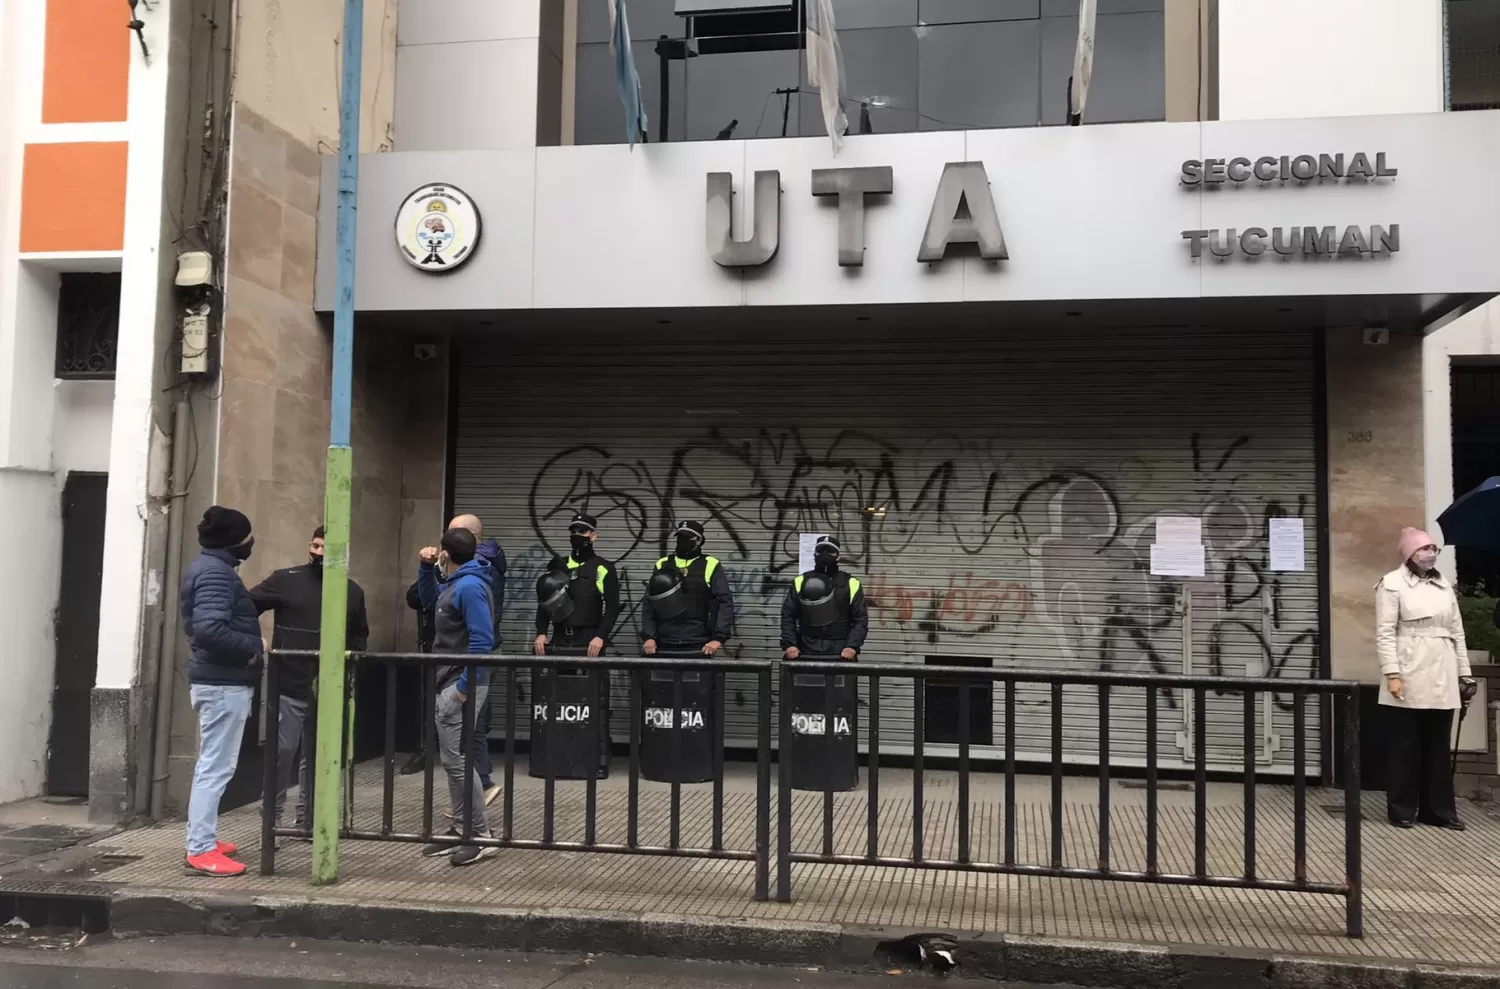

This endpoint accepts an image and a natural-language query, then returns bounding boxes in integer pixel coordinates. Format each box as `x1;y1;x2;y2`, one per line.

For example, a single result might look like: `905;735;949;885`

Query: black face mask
308;554;323;570
674;535;701;559
229;537;255;561
814;550;838;574
569;533;594;559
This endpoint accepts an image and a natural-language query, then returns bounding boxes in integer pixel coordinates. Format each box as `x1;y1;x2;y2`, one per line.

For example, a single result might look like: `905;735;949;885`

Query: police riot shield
529;647;609;781
786;662;859;792
645;567;689;620
639;647;721;784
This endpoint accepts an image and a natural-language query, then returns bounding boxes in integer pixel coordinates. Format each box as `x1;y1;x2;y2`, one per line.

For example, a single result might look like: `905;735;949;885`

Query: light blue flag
609;0;650;147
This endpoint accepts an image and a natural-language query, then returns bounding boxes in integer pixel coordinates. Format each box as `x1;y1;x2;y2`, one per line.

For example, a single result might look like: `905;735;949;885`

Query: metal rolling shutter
452;321;1322;775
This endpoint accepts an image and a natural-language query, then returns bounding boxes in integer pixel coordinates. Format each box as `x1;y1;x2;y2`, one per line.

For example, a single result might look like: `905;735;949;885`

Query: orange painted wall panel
42;0;131;123
20;143;128;253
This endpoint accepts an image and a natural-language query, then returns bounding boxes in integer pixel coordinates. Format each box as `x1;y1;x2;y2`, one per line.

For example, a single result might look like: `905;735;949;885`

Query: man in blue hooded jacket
415;514;505;802
415;527;497;866
180;506;264;877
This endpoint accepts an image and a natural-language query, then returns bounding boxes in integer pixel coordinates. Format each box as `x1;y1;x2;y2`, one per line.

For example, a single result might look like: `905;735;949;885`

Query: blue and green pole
312;0;364;886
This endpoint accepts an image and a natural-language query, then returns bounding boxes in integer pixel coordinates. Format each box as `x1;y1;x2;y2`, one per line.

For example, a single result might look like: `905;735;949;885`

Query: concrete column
1325;327;1426;684
561;0;579;145
395;0;564;150
91;0;185;823
1162;0;1213;122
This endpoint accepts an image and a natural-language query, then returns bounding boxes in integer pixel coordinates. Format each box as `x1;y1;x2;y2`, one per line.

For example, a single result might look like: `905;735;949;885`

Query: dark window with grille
923;655;993;746
54;272;121;380
1447;0;1500;110
1452;365;1500;594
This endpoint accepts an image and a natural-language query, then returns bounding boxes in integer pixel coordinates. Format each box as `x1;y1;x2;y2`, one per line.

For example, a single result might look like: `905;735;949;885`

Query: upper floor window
1446;0;1500;110
574;0;1167;145
55;272;121;380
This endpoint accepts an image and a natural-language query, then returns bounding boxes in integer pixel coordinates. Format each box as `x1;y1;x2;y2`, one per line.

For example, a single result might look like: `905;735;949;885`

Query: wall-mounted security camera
1363;326;1390;345
413;343;438;361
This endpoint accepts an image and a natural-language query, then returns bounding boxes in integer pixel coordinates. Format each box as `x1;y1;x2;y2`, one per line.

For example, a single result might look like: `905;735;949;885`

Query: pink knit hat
1398;527;1437;564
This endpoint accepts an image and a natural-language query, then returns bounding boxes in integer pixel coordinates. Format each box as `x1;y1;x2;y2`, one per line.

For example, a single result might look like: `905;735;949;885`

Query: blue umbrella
1437;476;1500;554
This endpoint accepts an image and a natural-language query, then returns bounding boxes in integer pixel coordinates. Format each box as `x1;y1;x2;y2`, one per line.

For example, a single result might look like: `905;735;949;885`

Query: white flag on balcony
805;0;849;154
1068;0;1098;125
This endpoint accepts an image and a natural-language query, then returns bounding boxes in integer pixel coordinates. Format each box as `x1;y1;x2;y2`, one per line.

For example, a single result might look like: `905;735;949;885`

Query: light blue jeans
186;684;254;856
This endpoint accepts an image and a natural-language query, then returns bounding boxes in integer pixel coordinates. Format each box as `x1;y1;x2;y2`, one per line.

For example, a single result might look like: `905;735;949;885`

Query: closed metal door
452;320;1321;774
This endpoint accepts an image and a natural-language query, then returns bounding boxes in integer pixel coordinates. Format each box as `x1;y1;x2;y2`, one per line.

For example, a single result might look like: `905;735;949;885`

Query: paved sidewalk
92;759;1500;967
0;796;114;874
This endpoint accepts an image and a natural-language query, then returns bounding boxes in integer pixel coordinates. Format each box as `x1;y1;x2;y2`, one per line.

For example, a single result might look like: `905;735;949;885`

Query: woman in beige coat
1376;527;1475;830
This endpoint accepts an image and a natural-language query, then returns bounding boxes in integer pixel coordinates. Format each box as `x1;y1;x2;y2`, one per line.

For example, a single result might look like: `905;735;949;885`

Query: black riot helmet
646;565;688;620
797;571;839;627
536;570;575;621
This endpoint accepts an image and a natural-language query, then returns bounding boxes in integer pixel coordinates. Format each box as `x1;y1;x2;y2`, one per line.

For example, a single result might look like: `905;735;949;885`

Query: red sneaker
216;840;238;857
185;849;246;877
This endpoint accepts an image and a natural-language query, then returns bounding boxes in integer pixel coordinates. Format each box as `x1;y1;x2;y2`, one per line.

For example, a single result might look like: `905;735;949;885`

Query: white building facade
1219;0;1498;593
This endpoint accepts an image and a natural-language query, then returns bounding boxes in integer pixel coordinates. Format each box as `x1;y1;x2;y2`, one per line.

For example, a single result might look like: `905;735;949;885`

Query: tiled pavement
93;760;1500;967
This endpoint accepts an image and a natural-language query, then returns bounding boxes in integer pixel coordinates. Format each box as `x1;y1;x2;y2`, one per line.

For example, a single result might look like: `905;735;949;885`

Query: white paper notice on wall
1150;543;1206;578
1268;517;1306;572
1155;516;1202;546
798;533;826;575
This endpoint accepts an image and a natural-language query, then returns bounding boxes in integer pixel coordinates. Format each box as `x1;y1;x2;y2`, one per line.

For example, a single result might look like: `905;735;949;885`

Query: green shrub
1459;594;1500;658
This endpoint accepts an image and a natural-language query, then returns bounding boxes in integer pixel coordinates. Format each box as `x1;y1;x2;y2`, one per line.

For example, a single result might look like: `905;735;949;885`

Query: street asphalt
0;935;1001;989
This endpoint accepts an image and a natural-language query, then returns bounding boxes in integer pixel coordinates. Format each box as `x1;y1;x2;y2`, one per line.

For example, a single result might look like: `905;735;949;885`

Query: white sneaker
450;842;500;867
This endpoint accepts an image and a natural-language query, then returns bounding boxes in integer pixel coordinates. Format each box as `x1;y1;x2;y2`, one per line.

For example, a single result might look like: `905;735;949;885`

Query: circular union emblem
395;183;481;273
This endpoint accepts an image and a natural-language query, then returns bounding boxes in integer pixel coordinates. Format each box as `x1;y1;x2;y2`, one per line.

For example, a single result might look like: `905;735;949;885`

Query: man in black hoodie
249;526;370;831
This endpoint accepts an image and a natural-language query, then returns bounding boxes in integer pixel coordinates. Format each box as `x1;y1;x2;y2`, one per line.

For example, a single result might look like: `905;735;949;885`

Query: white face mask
1412;547;1439;571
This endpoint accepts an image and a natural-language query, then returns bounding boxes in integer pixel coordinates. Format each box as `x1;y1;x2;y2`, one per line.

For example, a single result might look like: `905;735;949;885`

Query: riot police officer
641;520;735;656
533;513;620;772
533;513;621;657
780;535;868;660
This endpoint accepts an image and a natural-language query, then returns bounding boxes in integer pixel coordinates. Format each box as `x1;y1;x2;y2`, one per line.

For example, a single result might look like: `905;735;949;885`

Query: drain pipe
147;397;192;820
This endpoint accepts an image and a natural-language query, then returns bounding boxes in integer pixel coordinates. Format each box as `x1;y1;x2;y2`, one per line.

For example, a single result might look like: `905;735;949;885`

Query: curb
109;888;1500;989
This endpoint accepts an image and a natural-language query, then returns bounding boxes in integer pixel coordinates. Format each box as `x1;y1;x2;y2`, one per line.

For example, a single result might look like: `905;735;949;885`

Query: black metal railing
259;649;774;900
259;651;1362;937
774;661;1363;938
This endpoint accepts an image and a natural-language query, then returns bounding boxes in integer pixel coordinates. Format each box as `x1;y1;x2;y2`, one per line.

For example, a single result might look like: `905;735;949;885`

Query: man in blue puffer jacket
414;514;505;801
180;506;265;877
415;527;497;866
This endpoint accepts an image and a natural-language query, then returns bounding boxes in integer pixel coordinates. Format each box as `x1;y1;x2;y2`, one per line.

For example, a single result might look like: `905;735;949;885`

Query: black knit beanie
198;506;252;549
